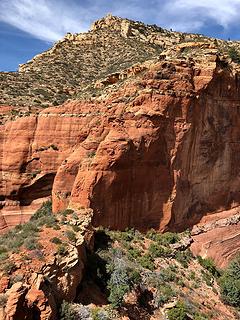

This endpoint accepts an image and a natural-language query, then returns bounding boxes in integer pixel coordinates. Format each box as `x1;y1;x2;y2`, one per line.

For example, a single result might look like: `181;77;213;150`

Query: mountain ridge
1;14;240;112
0;14;240;320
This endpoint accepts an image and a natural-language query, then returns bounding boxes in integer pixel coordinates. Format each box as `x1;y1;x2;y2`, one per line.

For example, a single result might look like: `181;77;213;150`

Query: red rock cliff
1;53;240;242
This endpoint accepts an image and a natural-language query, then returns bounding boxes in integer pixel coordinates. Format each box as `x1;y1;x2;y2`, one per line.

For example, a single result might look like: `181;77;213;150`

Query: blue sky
1;0;240;71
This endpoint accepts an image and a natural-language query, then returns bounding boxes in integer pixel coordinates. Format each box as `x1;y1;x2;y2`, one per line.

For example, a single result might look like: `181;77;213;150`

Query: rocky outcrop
191;207;240;268
1;15;238;108
0;211;93;320
1;51;240;240
1;15;240;320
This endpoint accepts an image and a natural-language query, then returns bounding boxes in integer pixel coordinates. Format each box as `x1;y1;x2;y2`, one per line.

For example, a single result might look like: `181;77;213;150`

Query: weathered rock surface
1;14;239;109
0;211;93;320
1;15;240;276
191;206;240;268
1;50;240;244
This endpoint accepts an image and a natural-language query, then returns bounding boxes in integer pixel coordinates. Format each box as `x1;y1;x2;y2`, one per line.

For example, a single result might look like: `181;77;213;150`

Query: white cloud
0;0;240;42
0;0;91;42
160;0;240;32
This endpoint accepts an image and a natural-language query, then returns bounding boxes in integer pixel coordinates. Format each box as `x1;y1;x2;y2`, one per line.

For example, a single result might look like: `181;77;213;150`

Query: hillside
0;203;239;319
0;14;240;112
0;14;240;320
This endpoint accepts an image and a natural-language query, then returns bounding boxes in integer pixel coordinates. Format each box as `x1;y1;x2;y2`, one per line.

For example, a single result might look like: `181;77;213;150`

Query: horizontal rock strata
1;53;240;240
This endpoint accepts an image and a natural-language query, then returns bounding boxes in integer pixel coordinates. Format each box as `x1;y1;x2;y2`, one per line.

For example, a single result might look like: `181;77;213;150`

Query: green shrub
36;214;58;228
65;230;76;242
59;301;77;320
197;256;220;277
148;242;165;258
146;230;179;245
159;267;176;282
177;278;185;287
53;224;61;230
228;47;240;64
121;228;135;242
107;260;130;307
219;255;240;307
175;250;193;268
7;237;24;250
146;229;157;240
50;237;62;245
21;222;39;234
24;238;43;251
137;254;155;270
128;269;141;286
31;205;58;227
157;232;180;245
9;274;24;286
189;271;196;280
127;247;142;259
108;283;129;307
155;284;176;307
106;253;134;307
60;209;74;217
0;246;8;260
201;270;213;287
91;307;109;320
21;254;31;261
14;224;23;232
87;151;96;158
31;201;52;220
0;252;8;261
167;301;188;320
194;313;209;320
71;212;79;220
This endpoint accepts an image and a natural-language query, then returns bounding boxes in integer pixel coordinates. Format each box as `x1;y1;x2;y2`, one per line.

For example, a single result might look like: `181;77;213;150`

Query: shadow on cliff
17;173;55;206
168;66;240;231
91;115;175;232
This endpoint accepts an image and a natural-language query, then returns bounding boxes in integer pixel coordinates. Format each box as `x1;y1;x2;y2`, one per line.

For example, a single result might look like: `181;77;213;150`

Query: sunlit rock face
1;51;240;241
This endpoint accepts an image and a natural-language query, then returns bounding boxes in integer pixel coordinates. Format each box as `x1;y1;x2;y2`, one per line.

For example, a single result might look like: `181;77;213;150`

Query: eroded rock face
1;54;240;239
191;206;240;268
0;212;93;320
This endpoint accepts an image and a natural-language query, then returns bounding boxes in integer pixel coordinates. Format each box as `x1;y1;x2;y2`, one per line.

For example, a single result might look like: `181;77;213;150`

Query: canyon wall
1;54;240;240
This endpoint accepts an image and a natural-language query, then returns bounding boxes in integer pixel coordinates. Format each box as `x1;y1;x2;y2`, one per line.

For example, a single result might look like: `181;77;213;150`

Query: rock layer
1;53;240;241
191;206;240;268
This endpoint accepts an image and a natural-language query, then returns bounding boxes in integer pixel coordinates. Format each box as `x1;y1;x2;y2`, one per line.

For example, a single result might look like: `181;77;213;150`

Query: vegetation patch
228;47;240;64
219;255;240;307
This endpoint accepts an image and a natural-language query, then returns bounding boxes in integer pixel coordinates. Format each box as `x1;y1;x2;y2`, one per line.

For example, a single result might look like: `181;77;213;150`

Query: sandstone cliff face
191;206;240;268
1;51;240;254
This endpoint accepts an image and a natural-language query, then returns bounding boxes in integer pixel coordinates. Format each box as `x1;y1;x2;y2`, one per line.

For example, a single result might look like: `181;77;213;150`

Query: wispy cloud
0;0;240;42
0;0;91;42
161;0;240;32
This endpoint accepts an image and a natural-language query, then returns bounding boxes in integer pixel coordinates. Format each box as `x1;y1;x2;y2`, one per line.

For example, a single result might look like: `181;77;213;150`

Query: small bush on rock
31;201;52;220
219;255;240;307
50;237;62;245
59;301;77;320
65;230;76;242
228;47;240;64
167;301;187;320
198;256;220;278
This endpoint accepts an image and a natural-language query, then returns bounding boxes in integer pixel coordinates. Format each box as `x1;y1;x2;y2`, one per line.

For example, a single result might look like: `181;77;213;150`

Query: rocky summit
0;14;240;320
